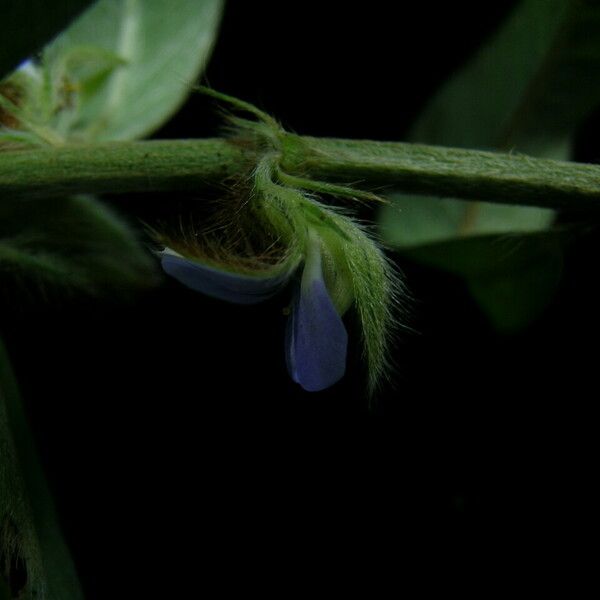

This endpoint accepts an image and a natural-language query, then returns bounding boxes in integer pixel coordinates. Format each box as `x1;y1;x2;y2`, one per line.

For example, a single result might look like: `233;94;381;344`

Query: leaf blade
399;229;573;333
410;0;570;152
41;0;225;141
1;338;84;600
0;195;159;302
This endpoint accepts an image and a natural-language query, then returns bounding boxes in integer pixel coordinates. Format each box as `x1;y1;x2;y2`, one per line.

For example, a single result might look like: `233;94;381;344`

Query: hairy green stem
0;139;249;198
2;135;600;210
280;135;600;211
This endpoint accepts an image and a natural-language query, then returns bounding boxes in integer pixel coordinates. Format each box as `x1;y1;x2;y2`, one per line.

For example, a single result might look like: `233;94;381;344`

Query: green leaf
0;1;95;81
0;195;159;301
2;0;224;143
400;230;575;333
379;0;600;330
410;0;573;155
379;195;555;248
1;337;84;600
41;0;224;141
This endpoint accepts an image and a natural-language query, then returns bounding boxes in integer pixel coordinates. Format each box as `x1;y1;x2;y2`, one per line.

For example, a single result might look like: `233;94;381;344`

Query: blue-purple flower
160;231;349;392
154;90;397;395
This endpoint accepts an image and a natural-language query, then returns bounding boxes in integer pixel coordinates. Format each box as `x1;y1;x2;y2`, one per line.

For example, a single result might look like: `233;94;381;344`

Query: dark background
1;0;596;594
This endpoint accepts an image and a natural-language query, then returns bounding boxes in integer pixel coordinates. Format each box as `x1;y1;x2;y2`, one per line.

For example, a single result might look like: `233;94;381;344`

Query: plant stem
0;139;249;198
280;135;600;211
2;135;600;211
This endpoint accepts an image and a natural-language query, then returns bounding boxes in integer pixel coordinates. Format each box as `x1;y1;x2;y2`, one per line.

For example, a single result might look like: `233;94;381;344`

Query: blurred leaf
401;229;576;332
39;0;224;141
380;195;554;248
467;264;562;334
0;195;159;301
0;0;94;80
379;0;600;330
1;338;83;600
1;0;224;143
410;0;576;155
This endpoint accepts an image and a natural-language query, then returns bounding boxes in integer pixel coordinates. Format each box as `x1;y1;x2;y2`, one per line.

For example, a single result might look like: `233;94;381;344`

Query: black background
2;0;597;594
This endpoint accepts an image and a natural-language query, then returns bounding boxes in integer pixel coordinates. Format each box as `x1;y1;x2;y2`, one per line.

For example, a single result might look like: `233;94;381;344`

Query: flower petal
160;249;292;305
285;235;348;391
